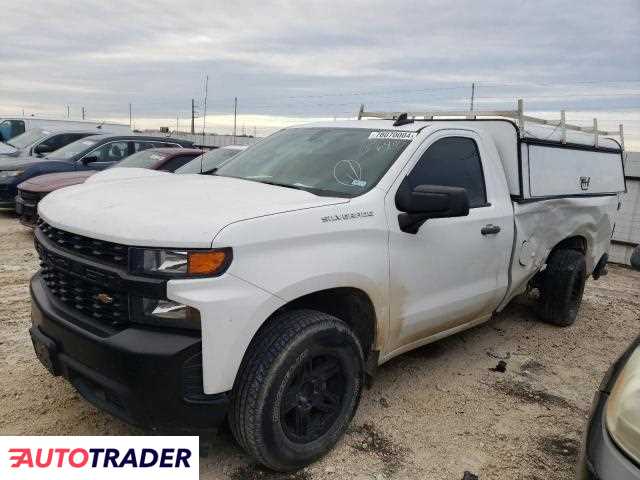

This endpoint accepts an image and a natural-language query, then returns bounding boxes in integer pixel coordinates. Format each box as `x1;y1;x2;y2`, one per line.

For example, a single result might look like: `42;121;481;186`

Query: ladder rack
357;99;625;150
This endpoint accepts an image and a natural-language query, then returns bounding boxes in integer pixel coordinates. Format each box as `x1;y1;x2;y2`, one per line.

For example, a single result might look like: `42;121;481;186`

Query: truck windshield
5;128;49;149
47;137;99;160
216;128;414;197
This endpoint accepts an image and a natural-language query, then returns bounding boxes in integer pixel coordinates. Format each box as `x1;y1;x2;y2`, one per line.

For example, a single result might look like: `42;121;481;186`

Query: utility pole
176;115;179;133
66;105;70;118
470;83;475;111
233;97;238;144
129;103;132;128
81;107;85;120
191;99;195;134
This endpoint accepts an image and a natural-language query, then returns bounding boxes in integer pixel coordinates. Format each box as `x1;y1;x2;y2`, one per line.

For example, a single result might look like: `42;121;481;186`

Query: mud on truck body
28;103;626;471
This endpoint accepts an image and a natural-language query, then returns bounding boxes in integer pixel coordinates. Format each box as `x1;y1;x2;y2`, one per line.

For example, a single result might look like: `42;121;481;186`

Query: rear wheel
631;245;640;271
228;309;364;471
539;249;587;326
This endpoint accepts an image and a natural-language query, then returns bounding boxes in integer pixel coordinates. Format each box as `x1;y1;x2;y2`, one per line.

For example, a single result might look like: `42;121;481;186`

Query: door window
85;141;130;162
39;133;92;152
407;137;487;208
0;120;25;141
157;155;198;172
134;141;176;152
134;141;155;152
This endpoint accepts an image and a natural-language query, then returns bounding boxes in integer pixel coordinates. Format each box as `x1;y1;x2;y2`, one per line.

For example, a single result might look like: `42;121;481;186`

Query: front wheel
228;309;364;471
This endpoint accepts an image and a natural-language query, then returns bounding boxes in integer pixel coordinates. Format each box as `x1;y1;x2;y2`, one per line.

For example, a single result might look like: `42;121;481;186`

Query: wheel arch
250;287;379;364
548;235;588;256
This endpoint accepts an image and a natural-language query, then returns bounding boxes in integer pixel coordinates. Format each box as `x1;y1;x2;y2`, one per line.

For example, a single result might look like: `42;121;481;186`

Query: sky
1;0;639;148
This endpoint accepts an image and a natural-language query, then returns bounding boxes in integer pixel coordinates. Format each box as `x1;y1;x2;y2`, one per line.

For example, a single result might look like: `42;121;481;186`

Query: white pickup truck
29;109;626;471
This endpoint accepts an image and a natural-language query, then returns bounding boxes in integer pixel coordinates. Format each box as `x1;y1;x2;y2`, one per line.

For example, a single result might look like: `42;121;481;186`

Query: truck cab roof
291;119;426;132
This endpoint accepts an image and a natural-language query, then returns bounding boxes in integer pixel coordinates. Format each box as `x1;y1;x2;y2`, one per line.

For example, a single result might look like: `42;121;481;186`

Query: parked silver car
577;255;640;479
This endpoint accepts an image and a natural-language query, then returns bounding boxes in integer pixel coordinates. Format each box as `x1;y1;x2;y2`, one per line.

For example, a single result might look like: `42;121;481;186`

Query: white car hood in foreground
38;174;349;247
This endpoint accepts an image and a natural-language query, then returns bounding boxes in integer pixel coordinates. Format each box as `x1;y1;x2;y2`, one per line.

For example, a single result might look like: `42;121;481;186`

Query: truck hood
38;174;349;248
18;171;95;193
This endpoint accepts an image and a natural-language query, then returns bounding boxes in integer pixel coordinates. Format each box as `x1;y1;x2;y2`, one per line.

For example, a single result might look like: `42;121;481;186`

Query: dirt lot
1;210;638;479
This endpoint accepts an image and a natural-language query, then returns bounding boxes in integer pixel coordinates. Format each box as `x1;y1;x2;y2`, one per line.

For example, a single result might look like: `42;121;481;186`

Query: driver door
384;130;513;354
80;141;131;170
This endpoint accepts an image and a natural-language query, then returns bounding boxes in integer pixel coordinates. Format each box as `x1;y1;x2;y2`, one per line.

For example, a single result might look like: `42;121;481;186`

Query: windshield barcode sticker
368;131;417;140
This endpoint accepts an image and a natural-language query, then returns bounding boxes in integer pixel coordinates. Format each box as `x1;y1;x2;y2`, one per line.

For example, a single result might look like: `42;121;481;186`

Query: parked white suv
29;114;626;471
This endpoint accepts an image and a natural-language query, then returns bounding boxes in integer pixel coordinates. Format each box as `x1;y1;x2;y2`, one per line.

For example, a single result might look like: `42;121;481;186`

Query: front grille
18;189;43;203
37;220;129;268
40;263;129;327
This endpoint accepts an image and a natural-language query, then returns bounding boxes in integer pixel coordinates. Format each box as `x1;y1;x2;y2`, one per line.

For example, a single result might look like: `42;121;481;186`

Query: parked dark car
0;129;98;158
16;148;203;226
0;135;193;209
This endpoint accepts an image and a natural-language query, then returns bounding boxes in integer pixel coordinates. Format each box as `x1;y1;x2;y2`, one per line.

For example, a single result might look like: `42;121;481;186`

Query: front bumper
577;391;640;479
16;192;39;227
0;182;17;208
30;274;230;431
578;339;640;480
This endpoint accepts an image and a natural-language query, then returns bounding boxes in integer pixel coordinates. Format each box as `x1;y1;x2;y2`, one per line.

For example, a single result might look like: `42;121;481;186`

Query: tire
631;245;640;271
539;249;587;326
228;309;364;472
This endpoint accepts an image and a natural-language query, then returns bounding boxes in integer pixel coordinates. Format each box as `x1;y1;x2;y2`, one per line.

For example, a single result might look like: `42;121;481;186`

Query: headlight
0;170;24;178
131;297;201;330
130;247;232;277
606;347;640;464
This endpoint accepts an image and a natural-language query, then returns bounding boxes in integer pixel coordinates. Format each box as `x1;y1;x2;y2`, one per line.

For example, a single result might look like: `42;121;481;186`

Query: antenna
233;97;238;144
202;74;209;141
470;83;475;111
191;99;196;134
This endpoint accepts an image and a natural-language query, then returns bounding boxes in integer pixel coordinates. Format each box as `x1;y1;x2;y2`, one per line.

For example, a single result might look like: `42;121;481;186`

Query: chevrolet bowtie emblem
95;293;114;305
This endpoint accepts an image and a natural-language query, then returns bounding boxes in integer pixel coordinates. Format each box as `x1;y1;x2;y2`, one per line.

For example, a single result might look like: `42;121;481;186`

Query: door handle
481;224;501;235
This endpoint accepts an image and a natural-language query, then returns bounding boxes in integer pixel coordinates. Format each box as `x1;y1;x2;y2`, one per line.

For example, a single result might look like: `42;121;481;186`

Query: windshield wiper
258;180;308;191
258;180;351;198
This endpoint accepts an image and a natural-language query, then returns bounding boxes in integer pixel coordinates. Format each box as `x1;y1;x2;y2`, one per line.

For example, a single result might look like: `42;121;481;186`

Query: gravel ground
1;210;638;479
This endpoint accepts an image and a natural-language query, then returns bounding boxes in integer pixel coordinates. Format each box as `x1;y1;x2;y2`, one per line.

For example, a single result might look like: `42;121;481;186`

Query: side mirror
34;144;55;155
82;155;99;164
395;181;470;234
631;245;640;271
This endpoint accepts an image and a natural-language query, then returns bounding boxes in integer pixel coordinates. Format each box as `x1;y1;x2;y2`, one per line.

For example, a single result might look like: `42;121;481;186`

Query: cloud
1;0;639;146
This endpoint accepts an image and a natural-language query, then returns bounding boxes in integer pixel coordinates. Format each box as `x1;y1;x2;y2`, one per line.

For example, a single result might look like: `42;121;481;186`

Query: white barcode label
368;131;417;140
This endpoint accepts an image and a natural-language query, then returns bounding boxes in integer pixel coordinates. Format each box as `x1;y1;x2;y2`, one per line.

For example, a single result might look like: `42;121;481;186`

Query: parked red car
16;147;203;227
